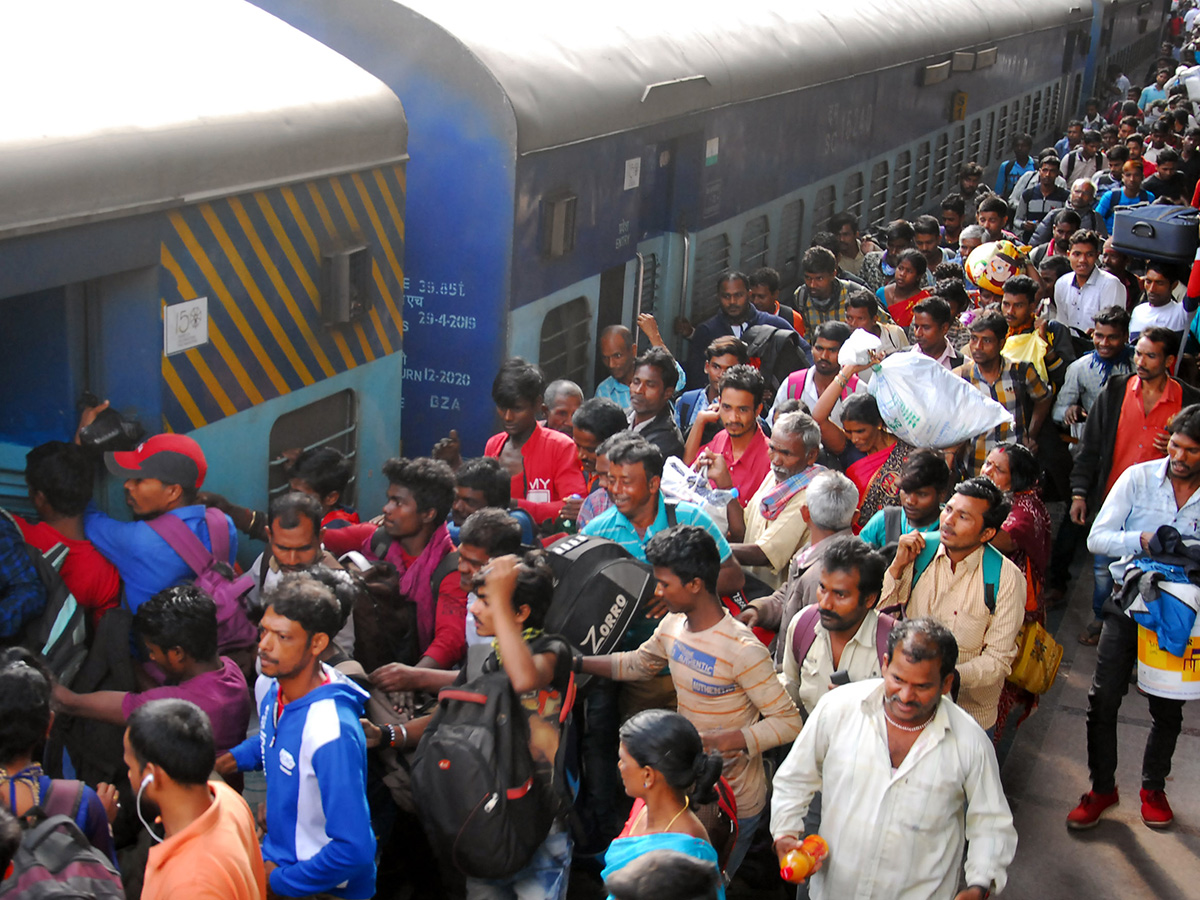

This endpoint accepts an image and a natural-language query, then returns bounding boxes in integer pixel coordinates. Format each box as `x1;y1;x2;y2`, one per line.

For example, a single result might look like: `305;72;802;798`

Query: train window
950;125;966;177
913;142;931;207
268;390;357;504
932;134;949;198
968;120;982;168
541;192;578;259
1020;95;1032;139
690;233;731;325
1049;85;1060;131
1068;75;1082;122
890;152;911;219
539;296;592;385
1030;91;1042;139
814;186;837;234
843;173;865;223
639;252;661;314
868;162;888;227
739;215;770;272
776;199;804;284
995;107;1008;163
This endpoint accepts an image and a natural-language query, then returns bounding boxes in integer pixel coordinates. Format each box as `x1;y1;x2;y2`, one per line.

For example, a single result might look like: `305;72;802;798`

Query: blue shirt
1094;187;1155;233
995;157;1036;195
596;358;687;410
858;507;942;549
83;502;237;613
582;495;732;647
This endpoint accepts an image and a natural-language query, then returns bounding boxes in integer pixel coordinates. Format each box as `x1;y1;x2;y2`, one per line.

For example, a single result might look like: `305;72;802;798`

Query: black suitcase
1111;204;1200;264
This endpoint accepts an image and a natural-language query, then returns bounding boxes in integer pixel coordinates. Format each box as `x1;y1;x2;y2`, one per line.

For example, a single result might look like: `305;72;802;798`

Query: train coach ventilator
1112;205;1200;265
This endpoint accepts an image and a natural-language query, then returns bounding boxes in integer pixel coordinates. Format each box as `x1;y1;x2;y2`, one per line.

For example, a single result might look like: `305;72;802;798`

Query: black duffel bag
1111;204;1200;264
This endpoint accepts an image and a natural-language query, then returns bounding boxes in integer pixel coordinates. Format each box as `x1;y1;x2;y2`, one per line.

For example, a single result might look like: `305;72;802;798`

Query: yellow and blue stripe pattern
159;165;406;432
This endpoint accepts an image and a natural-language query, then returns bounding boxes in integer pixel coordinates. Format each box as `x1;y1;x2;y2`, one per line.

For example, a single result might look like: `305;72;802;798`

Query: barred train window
539;296;592;386
690;233;731;325
268;389;357;504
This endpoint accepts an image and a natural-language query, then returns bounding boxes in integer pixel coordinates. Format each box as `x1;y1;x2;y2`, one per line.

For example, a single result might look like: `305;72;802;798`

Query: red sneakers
1067;789;1119;829
1140;789;1174;829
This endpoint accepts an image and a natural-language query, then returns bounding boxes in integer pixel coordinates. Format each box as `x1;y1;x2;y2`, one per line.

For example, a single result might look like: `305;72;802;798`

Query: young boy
581;525;802;879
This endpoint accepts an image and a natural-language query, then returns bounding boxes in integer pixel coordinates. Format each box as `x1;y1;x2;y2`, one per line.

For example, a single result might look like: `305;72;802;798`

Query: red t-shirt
484;422;586;526
394;544;468;669
700;427;771;507
16;518;121;625
1104;376;1183;496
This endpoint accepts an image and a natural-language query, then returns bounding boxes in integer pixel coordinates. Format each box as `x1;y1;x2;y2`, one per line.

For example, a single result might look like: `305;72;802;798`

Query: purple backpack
147;507;257;652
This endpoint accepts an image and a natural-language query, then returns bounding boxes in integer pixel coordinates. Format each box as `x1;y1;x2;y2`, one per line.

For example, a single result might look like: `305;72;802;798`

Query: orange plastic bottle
779;835;829;884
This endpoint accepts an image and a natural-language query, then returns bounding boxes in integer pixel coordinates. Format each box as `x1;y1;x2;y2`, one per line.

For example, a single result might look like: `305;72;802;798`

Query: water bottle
779;835;829;884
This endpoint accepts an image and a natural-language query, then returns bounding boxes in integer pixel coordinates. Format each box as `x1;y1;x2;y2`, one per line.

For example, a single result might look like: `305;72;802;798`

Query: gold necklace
637;796;691;834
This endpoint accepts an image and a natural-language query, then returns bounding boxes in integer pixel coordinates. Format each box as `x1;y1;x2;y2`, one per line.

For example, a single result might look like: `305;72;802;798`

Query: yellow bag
1006;621;1063;694
1002;332;1049;385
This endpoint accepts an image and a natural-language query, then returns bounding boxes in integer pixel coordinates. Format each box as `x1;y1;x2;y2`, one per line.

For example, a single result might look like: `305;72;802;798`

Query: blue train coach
0;0;409;537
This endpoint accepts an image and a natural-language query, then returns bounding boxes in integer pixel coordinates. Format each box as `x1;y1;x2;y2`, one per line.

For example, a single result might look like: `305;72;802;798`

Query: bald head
600;326;637;382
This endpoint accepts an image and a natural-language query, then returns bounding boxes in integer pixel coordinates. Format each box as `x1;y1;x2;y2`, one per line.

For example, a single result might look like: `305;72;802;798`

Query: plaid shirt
955;360;1050;476
793;280;868;334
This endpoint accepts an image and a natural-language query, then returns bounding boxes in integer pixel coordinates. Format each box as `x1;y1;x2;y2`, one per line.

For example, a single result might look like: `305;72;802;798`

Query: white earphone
136;771;163;843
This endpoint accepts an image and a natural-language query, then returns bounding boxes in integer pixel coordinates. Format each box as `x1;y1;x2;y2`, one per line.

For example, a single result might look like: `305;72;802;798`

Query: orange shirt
141;781;266;900
1104;376;1183;495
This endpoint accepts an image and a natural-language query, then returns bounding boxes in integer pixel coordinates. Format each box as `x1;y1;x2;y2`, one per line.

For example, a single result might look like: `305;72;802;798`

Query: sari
846;440;913;526
602;818;725;900
992;488;1053;743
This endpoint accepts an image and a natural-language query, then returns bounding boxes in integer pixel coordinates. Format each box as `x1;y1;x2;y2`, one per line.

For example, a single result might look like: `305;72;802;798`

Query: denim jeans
1091;553;1116;620
1085;613;1185;794
465;827;572;900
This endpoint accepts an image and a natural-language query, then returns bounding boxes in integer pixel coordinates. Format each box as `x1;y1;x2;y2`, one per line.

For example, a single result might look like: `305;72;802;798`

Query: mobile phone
830;670;851;686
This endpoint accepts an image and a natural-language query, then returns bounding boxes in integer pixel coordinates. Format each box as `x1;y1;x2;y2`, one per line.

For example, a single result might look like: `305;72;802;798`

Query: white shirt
770;680;1017;900
1053;266;1128;334
769;368;866;425
1129;299;1190;336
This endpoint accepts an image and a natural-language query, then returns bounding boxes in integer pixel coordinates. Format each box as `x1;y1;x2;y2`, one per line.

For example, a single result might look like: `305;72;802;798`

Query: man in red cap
79;406;236;614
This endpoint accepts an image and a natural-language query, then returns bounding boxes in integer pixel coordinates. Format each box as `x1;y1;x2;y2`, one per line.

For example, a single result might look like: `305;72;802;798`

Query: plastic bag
658;456;736;533
865;352;1014;448
1002;332;1049;385
839;328;882;366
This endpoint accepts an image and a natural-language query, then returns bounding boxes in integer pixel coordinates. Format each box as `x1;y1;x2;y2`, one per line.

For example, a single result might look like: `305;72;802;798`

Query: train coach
0;0;408;532
253;0;1167;460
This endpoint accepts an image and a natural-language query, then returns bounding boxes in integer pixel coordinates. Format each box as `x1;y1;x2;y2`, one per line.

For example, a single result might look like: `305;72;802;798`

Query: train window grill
1051;83;1061;130
968;120;982;166
950;125;966;177
268;390;357;503
1020;94;1032;137
739;215;771;272
983;113;996;165
776;199;804;283
539;297;592;386
891;152;912;219
843;173;865;222
1069;74;1082;121
690;233;732;324
814;185;837;233
913;142;931;207
868;161;889;227
995;106;1008;162
932;133;950;198
1030;91;1042;139
640;252;661;313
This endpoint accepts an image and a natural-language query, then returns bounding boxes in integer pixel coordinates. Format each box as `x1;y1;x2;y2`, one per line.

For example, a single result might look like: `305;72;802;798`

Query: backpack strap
204;507;230;566
40;779;85;821
910;533;941;587
678;393;698;430
788;368;808;402
664;501;678;528
145;511;214;576
370;525;394;561
883;506;903;545
980;544;1003;615
789;605;823;668
874;612;896;669
430;550;461;597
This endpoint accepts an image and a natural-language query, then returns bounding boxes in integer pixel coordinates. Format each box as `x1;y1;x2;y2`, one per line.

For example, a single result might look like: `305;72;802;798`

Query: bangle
397;722;409;749
382;724;395;748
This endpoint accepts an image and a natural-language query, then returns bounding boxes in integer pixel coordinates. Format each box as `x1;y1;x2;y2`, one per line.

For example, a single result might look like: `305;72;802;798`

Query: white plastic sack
838;328;882;366
865;352;1014;448
658;456;734;533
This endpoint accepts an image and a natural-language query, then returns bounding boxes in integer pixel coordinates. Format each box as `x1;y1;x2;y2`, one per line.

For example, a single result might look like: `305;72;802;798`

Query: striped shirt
611;611;802;817
954;360;1050;476
880;543;1025;729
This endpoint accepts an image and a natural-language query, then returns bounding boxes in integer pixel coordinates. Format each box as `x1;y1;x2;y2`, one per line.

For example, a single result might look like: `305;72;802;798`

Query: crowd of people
4;39;1200;900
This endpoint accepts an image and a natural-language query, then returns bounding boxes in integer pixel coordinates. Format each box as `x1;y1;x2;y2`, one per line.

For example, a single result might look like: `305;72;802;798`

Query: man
628;346;687;460
1062;129;1106;184
880;478;1025;731
446;455;511;542
687;365;771;503
858;450;950;548
12;441;119;626
1029;208;1081;265
1068;328;1200;642
725;411;823;590
954;225;987;267
995;133;1036;197
80;430;237;615
1002;274;1077;392
596;320;685;411
954;311;1052;475
976;196;1018;243
1141;119;1173;166
749;266;804;333
771;618;1017;900
1129;260;1189;338
940;193;966;252
779;537;893;717
675;336;749;443
1053;229;1127;336
1138;68;1172;111
1055;120;1085;160
858;221;917;295
909;296;966;370
739;471;859;663
126;699;265;900
1101;236;1140;310
770;322;867;423
844;294;909;374
1091;143;1129;194
53;585;251;755
483;358;587;526
828;212;881;278
1030;177;1107;243
1015;155;1070;240
956;162;994;225
1068;405;1200;830
571;396;632;496
322;457;468;670
683;271;796;388
542;379;583;436
794;246;875;334
1095;160;1156;233
218;577;375;900
1144;147;1189;203
577;433;631;530
913;215;949;275
581;525;802;879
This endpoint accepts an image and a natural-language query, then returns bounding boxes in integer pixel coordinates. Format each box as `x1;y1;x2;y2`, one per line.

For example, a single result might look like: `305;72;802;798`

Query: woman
876;248;931;328
602;710;726;898
981;442;1052;742
0;648;118;868
812;371;913;526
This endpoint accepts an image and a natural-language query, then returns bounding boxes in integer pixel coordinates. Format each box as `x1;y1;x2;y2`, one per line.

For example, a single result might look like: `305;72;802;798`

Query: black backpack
411;642;578;879
741;324;808;401
1;782;124;899
0;509;88;689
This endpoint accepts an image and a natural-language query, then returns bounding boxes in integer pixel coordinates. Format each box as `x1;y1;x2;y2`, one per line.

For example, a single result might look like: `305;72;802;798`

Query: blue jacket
231;667;375;899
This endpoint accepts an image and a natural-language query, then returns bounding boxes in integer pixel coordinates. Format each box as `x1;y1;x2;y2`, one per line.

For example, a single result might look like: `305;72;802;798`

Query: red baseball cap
104;434;208;490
